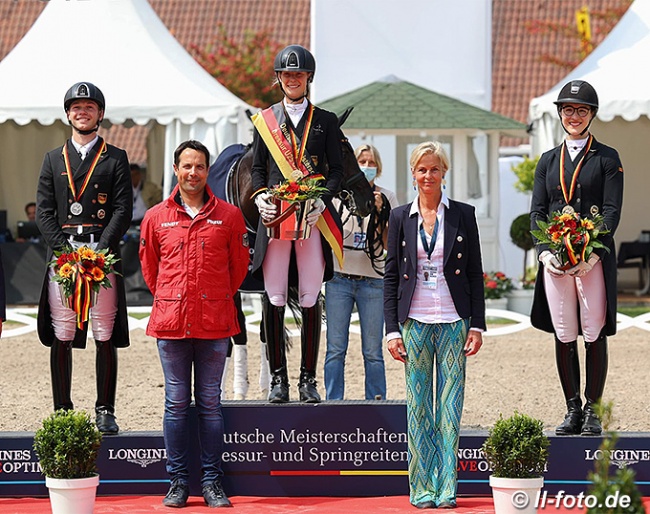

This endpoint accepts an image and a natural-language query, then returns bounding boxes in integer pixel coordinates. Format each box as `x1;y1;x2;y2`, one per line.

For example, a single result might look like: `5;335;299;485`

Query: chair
617;232;650;296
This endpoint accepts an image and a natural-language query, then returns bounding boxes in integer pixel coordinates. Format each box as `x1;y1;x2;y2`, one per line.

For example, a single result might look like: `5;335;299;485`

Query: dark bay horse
223;129;374;234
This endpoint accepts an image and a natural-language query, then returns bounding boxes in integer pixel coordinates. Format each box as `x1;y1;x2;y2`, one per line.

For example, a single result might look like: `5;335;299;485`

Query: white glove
254;192;277;222
539;251;565;277
306;198;326;226
567;258;596;278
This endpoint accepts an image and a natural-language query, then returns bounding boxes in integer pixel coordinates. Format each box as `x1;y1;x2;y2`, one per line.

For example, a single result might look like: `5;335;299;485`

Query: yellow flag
576;6;592;41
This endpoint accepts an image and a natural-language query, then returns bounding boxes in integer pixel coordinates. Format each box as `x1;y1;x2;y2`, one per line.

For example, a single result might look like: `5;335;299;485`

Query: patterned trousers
402;318;468;506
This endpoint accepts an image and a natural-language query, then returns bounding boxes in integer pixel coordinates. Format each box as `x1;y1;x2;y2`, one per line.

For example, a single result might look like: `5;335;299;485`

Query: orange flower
77;246;96;261
91;267;105;282
58;263;74;279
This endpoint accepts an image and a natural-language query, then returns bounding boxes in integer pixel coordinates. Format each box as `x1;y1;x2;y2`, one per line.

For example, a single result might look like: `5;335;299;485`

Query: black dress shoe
268;380;289;403
163;480;189;508
413;500;436;508
202;480;233;508
437;500;457;509
96;408;119;434
298;376;321;403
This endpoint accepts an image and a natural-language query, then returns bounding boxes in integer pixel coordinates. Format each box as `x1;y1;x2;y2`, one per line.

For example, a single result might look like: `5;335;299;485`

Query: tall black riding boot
298;298;322;403
95;339;119;434
262;294;289;403
50;339;73;411
554;337;582;435
582;334;608;436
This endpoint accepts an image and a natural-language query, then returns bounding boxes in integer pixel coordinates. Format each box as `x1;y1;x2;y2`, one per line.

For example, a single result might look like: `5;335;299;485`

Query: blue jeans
157;338;228;486
324;274;386;400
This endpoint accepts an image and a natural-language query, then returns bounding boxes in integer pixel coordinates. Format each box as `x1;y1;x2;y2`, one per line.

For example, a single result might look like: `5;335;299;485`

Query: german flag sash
252;104;344;267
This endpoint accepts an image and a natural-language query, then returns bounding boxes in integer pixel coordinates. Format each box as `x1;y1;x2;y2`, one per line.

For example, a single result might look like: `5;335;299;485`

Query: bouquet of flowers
268;171;329;203
531;210;609;269
50;246;120;328
484;271;514;300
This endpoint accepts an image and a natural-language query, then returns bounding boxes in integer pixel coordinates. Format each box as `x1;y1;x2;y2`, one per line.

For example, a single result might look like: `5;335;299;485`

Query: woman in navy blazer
384;141;485;509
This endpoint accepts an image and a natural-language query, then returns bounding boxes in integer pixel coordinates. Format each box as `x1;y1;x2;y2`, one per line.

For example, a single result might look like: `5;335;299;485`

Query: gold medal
562;205;575;215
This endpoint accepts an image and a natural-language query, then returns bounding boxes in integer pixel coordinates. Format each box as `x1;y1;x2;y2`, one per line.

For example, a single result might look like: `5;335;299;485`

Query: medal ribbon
252;107;344;267
62;140;106;203
559;135;593;205
288;104;314;175
72;266;94;329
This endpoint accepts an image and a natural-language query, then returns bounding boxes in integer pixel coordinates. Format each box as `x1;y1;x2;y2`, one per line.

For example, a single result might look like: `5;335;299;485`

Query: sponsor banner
1;403;649;497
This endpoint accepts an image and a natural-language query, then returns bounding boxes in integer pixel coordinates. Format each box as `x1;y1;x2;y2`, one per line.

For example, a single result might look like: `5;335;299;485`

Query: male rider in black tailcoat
36;82;132;434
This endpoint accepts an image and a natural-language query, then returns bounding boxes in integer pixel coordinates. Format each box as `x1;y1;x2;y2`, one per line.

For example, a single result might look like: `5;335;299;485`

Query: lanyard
419;217;439;261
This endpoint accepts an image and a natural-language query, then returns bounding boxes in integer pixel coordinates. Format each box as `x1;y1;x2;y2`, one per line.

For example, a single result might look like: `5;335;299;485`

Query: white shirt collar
71;135;99;159
409;192;450;217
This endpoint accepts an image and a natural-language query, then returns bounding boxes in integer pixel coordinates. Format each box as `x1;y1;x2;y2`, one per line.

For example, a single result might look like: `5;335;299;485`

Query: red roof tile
492;0;631;146
0;0;630;154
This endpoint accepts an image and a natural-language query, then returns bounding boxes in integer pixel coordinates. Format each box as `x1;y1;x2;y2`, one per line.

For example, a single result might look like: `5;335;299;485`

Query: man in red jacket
139;140;249;509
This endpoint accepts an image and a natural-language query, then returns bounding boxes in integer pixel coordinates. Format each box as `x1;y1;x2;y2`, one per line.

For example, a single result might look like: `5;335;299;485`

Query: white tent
529;0;650;243
0;0;252;231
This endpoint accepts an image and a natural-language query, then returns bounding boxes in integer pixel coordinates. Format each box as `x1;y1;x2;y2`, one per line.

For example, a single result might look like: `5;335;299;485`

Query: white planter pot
485;297;508;311
506;289;534;315
489;475;544;514
46;475;99;514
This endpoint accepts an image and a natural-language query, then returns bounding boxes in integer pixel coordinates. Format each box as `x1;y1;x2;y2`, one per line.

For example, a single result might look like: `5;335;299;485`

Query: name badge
422;262;438;289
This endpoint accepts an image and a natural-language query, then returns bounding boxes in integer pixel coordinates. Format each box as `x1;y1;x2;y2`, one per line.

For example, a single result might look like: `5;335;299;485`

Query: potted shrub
507;213;536;314
33;409;102;514
482;411;549;514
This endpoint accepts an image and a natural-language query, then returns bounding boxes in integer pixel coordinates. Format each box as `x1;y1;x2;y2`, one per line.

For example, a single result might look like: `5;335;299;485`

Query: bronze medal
70;202;83;215
562;205;575;215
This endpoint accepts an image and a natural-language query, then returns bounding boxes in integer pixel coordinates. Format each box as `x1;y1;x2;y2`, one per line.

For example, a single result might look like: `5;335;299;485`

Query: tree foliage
586;402;644;514
190;25;285;108
525;1;632;70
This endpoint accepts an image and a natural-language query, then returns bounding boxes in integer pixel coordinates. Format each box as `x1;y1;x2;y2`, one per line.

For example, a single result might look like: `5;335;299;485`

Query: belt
335;272;366;281
67;233;96;243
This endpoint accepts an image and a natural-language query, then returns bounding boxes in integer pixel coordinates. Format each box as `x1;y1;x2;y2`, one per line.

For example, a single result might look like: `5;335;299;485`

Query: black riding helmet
554;80;598;135
63;82;105;135
274;45;316;81
64;82;106;112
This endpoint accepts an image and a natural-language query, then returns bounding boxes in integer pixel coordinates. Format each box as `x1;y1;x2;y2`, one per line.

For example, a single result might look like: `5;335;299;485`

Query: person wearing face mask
530;80;624;437
324;144;398;400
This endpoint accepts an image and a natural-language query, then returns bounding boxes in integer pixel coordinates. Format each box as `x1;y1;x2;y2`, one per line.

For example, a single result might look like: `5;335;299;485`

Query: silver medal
561;205;575;215
70;202;83;215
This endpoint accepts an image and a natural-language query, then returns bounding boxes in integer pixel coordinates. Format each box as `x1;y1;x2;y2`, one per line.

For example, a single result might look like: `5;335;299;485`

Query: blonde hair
409;141;449;172
354;144;383;177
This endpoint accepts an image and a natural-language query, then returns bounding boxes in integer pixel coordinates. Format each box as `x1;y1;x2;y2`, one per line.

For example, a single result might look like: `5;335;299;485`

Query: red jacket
139;185;249;340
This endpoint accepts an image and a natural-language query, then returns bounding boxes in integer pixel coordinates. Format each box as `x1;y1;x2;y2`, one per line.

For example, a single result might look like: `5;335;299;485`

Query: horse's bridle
336;137;367;217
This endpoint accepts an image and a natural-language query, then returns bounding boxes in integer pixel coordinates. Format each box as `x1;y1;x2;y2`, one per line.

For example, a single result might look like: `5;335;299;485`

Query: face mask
360;166;377;182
